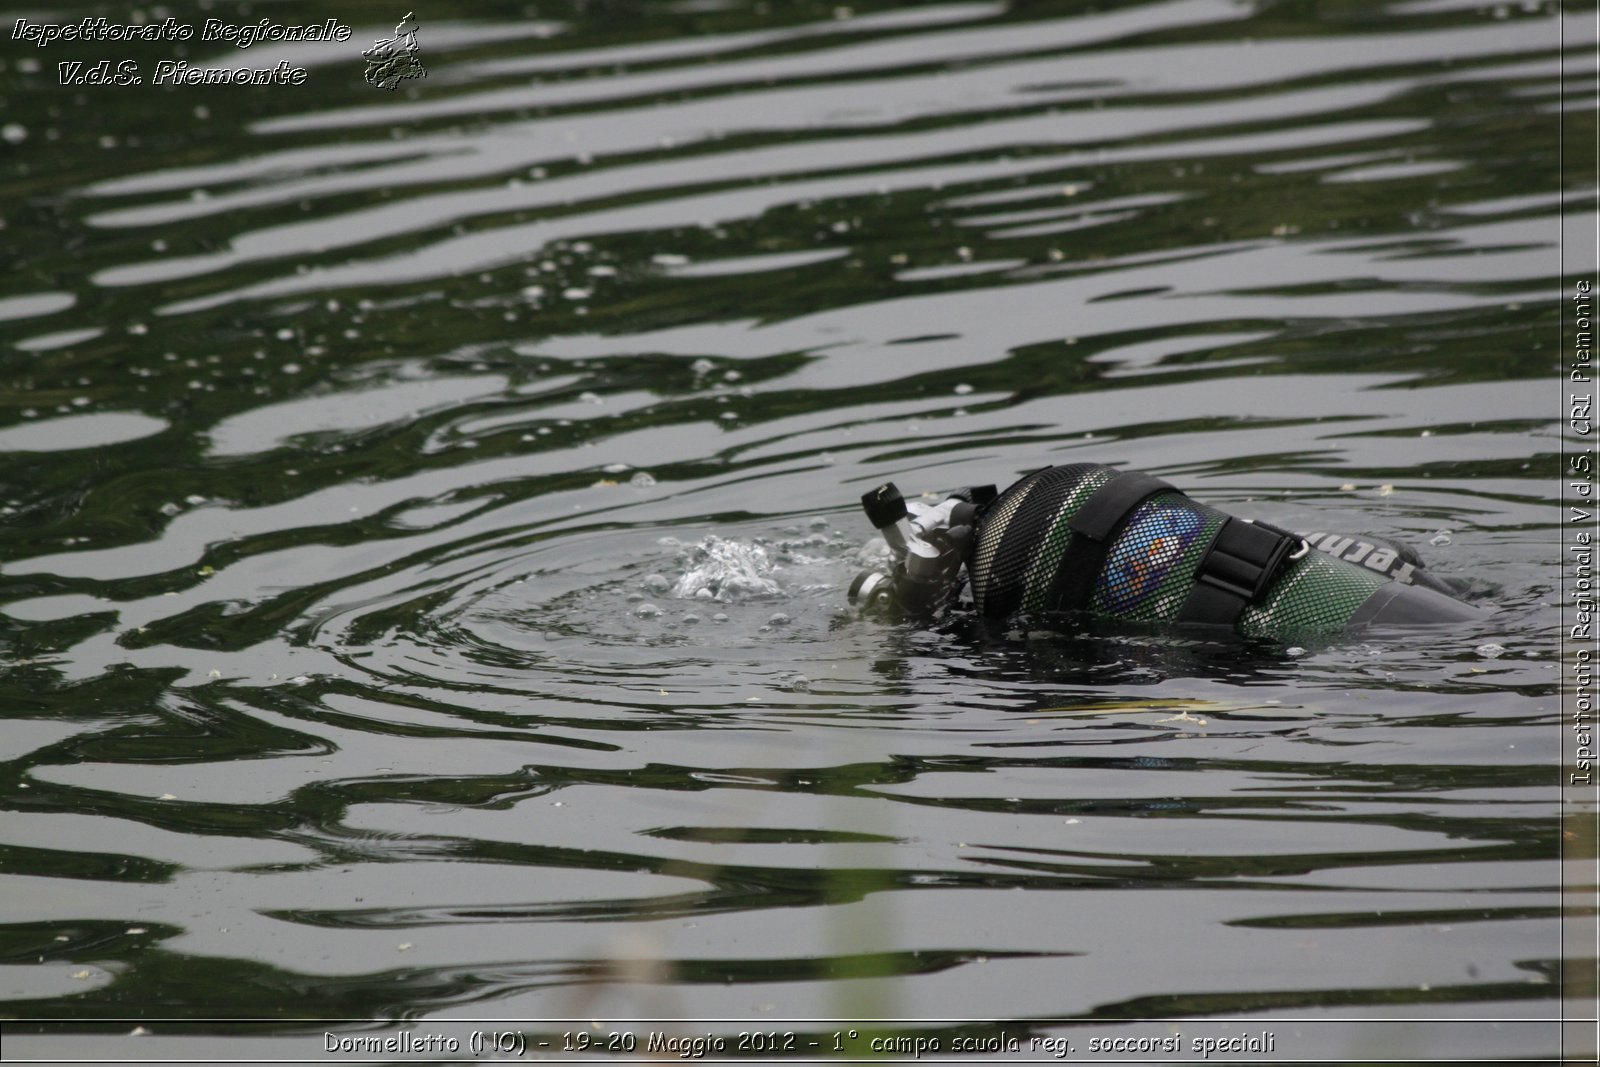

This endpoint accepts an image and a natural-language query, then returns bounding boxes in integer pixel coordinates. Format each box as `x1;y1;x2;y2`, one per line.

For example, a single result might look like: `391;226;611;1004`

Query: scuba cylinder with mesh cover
848;463;1482;638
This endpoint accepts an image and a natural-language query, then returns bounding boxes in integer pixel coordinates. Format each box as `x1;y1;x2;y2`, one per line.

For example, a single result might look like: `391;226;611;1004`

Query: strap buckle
1180;518;1308;626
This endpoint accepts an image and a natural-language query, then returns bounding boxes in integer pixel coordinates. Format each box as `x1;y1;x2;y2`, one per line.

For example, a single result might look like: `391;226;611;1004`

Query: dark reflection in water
0;0;1587;1060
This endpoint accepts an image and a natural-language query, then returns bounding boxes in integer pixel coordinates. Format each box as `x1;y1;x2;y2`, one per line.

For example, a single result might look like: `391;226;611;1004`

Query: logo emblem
1099;504;1204;613
363;12;426;90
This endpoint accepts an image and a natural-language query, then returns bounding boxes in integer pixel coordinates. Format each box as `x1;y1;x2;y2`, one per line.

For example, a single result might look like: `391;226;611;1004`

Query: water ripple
0;0;1572;1054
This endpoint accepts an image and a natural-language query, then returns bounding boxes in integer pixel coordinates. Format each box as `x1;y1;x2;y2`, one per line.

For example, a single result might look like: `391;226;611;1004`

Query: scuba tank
848;463;1482;638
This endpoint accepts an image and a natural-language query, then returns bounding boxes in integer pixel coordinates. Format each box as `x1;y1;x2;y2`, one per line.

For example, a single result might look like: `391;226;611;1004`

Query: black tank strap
1069;471;1174;541
1044;470;1177;611
1179;518;1307;626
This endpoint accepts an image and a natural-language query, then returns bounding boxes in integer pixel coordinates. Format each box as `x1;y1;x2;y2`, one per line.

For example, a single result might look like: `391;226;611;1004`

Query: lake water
0;0;1592;1061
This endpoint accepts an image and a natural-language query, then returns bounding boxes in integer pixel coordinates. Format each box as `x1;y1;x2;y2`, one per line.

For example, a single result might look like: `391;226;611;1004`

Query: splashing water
671;535;784;601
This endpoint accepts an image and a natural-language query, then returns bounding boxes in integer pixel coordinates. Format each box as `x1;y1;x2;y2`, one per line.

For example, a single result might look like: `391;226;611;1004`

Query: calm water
0;0;1591;1061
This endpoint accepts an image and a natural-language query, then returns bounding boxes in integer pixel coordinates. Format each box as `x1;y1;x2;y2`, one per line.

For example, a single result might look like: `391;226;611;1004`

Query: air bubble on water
1285;646;1307;657
672;536;781;601
954;383;973;395
690;357;714;376
2;123;27;144
768;612;790;626
159;502;182;517
786;674;811;691
1475;643;1505;660
856;537;892;566
713;612;728;622
642;573;670;594
695;587;714;599
1429;529;1452;546
682;613;701;625
579;391;602;404
629;471;656;488
635;602;661;619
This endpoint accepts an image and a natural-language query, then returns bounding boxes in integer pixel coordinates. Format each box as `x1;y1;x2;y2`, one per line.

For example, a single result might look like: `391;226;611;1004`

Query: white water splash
672;535;783;601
